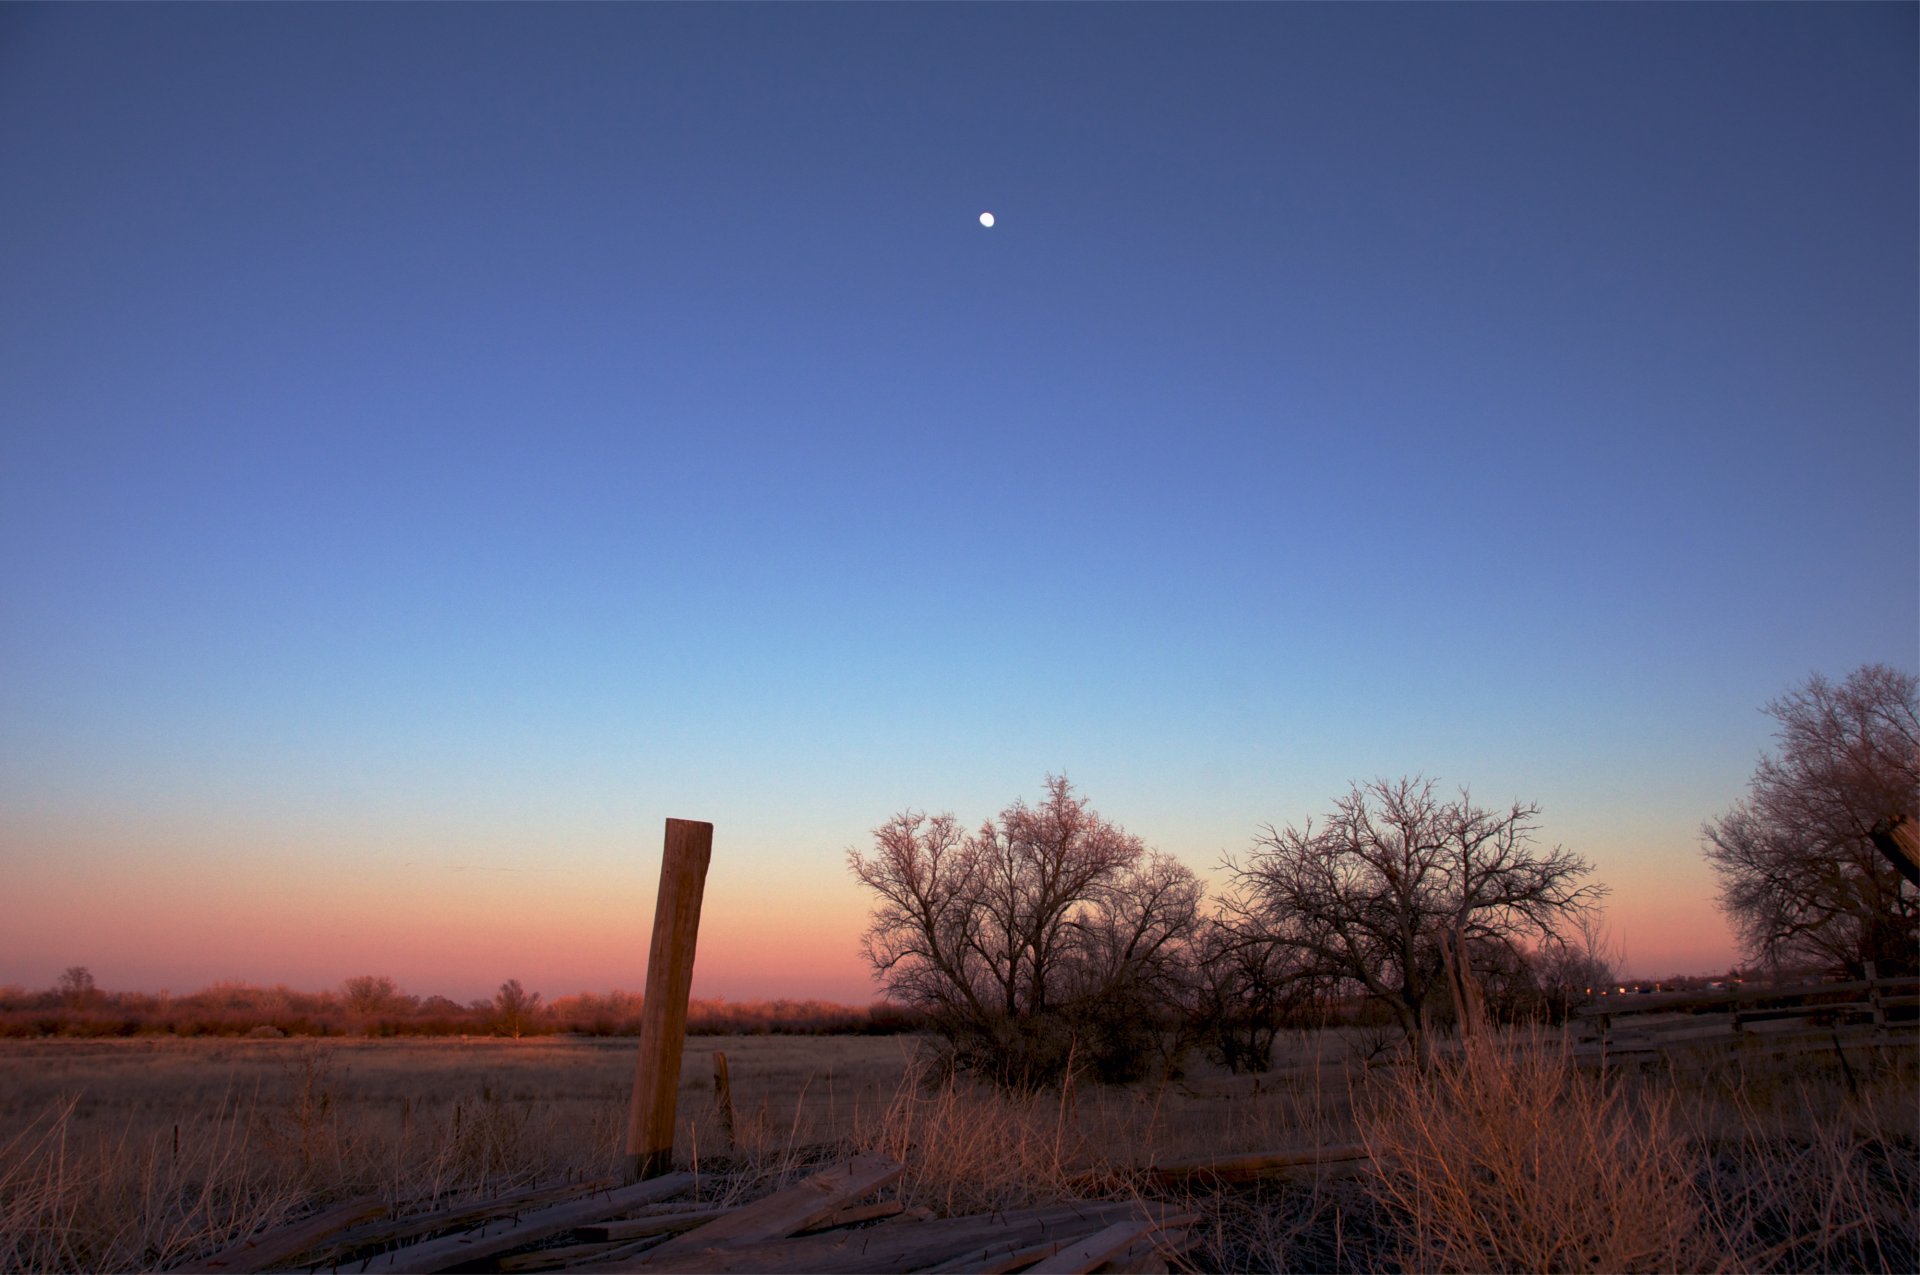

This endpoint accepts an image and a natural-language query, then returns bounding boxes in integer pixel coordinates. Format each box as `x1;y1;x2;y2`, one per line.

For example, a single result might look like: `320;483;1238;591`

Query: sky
2;3;1914;1005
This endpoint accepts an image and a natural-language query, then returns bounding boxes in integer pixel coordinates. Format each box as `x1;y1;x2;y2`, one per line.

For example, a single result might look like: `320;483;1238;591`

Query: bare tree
1188;918;1326;1074
495;979;543;1039
342;974;400;1017
1060;851;1205;1081
57;965;97;1010
1224;777;1605;1068
1703;665;1919;976
1526;912;1623;1023
849;775;1202;1085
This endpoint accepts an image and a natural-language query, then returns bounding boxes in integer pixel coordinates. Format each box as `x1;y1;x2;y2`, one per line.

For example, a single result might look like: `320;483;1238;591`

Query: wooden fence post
626;818;713;1180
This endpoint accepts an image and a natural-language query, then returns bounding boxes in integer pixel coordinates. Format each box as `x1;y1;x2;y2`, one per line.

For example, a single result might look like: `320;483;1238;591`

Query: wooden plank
496;1240;625;1272
627;818;714;1180
1131;1145;1369;1187
638;1153;901;1261
618;1202;1167;1275
575;1207;735;1242
796;1198;905;1234
198;1196;388;1271
1100;1241;1173;1275
1028;1216;1198;1275
1098;1225;1201;1275
366;1172;695;1273
920;1236;1070;1273
312;1179;618;1262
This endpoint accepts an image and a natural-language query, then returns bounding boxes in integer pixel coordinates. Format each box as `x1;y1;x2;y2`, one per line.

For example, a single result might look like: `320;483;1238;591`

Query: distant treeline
0;972;925;1039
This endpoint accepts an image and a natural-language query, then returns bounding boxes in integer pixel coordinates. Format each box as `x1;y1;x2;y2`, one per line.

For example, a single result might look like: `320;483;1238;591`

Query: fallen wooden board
796;1198;904;1234
496;1239;627;1272
301;1178;618;1266
1027;1215;1198;1275
364;1172;694;1273
575;1207;735;1243
1080;1145;1369;1189
636;1152;900;1262
919;1237;1068;1274
609;1202;1181;1275
198;1196;388;1272
578;1203;931;1271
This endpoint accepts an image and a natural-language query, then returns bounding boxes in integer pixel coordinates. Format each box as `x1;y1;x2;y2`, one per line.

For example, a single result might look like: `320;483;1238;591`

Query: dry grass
0;1030;1912;1272
1359;1030;1703;1271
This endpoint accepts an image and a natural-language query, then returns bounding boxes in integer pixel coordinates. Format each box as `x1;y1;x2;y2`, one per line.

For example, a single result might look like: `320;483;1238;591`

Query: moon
978;212;995;228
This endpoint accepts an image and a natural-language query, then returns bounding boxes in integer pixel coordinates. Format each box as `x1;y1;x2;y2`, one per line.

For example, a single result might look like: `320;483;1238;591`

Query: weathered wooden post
625;818;713;1180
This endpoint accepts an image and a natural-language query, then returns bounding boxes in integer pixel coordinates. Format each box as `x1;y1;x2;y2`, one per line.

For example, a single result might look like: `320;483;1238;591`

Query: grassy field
1;1029;1914;1271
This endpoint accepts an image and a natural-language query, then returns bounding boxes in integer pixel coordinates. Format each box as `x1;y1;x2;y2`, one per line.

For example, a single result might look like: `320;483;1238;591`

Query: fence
1571;965;1918;1065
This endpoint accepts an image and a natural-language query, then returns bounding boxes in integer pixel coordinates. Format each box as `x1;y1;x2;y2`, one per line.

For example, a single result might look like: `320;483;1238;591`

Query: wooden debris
575;1206;734;1243
364;1172;694;1273
795;1198;904;1234
311;1178;619;1264
496;1239;627;1272
197;1196;387;1272
219;1149;1232;1274
919;1236;1070;1274
1076;1145;1370;1190
620;1201;1184;1274
635;1152;901;1263
1027;1214;1198;1274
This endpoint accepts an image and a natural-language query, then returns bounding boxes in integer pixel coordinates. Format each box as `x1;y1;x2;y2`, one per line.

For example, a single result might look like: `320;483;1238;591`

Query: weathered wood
1103;1228;1201;1275
627;818;715;1180
495;1239;626;1272
365;1172;694;1273
1869;815;1920;888
1119;1145;1370;1187
1027;1215;1198;1274
1101;1241;1175;1275
575;1207;735;1242
620;1202;1168;1275
920;1237;1070;1274
637;1152;901;1262
197;1196;387;1271
795;1198;905;1233
313;1179;618;1263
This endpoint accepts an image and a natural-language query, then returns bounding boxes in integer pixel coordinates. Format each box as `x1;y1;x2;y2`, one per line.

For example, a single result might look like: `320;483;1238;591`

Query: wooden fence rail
1571;969;1918;1064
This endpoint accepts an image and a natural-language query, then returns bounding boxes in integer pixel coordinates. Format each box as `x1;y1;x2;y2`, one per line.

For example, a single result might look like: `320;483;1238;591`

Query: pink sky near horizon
1;804;1739;1005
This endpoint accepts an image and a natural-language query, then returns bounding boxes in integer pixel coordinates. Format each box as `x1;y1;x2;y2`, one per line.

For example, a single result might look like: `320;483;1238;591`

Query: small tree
849;775;1202;1085
57;965;97;1010
1703;664;1919;975
495;979;543;1039
1225;777;1605;1068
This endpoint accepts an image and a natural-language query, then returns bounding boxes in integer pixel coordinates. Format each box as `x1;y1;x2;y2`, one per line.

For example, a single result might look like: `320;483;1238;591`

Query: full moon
978;212;995;228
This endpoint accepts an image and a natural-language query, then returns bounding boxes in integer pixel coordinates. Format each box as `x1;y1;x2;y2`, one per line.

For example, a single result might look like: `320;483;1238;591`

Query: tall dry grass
0;1043;628;1272
1351;1029;1918;1274
1360;1030;1703;1271
1;1031;1912;1272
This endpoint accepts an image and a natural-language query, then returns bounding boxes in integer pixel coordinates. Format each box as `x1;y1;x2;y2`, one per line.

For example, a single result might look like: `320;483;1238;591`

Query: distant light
978;212;995;228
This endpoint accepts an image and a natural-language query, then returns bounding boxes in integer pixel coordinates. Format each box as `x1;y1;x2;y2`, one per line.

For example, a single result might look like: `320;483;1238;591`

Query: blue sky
2;3;1914;1002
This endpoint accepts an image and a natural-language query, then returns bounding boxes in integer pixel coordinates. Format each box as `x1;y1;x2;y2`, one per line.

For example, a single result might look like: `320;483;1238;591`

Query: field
2;1030;1915;1272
